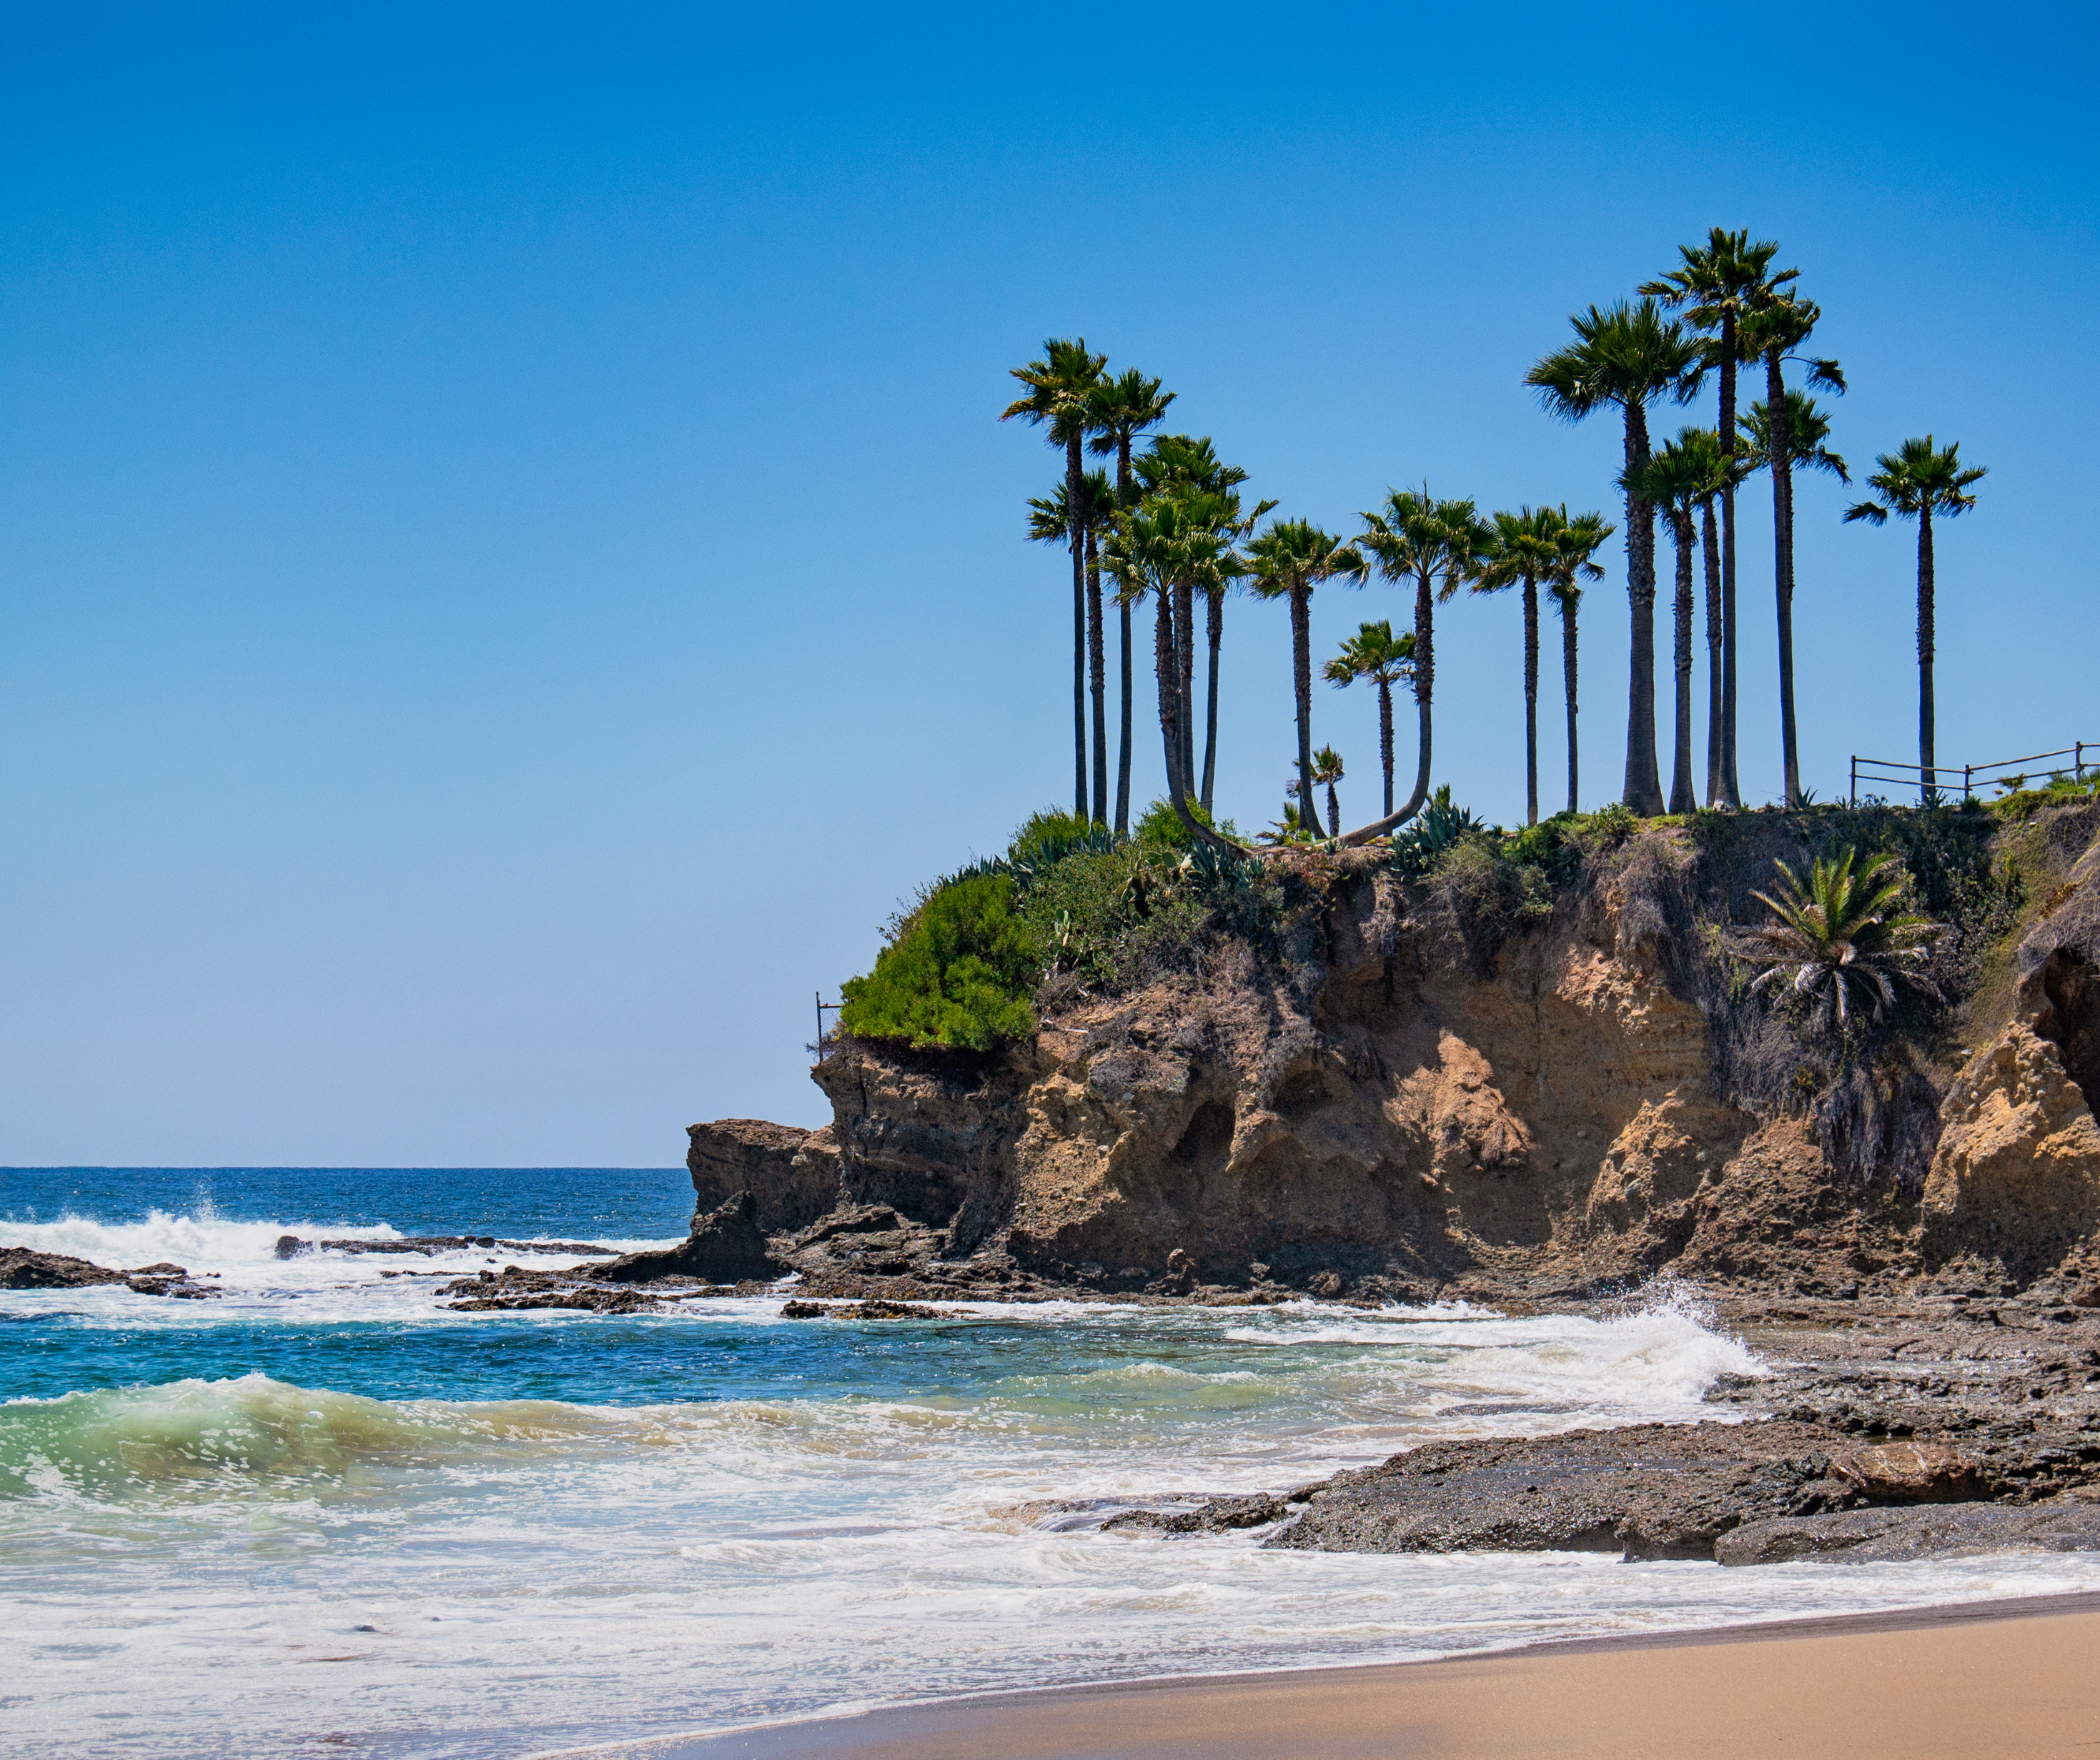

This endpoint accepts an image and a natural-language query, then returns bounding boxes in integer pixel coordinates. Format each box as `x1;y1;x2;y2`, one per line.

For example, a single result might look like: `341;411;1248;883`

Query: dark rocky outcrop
1;1248;214;1297
274;1234;615;1259
688;1118;841;1233
1715;1500;2100;1566
580;1190;781;1284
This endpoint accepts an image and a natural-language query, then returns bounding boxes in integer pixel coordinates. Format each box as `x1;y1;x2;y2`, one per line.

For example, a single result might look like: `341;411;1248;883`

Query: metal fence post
1963;765;1972;804
2079;742;2086;784
1849;757;1856;807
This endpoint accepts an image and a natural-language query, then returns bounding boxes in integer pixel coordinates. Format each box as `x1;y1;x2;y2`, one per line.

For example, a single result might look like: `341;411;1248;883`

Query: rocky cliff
694;801;2100;1304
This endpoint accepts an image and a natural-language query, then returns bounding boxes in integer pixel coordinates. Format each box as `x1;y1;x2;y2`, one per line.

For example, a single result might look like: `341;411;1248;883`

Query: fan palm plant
1311;745;1346;839
1544;511;1613;813
1525;300;1704;815
1475;506;1566;825
1843;437;1986;801
1348;489;1490;840
1737;294;1845;806
1086;370;1175;832
1245;519;1364;838
1675;431;1748;807
1641;231;1793;810
1739;848;1942;1036
1003;338;1108;819
1323;620;1415;817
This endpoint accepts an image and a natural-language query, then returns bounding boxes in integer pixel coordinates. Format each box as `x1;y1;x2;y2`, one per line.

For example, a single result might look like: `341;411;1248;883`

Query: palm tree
1134;435;1271;807
1673;431;1745;808
1843;437;1986;801
1738;294;1845;805
1101;489;1244;854
1086;370;1176;833
1027;469;1119;817
1641;231;1793;810
1003;338;1108;819
1245;519;1364;837
1323;621;1415;817
1739;848;1942;1036
1347;489;1489;840
1525;301;1703;815
1544;511;1613;813
1312;745;1345;838
1621;437;1709;813
1475;507;1565;826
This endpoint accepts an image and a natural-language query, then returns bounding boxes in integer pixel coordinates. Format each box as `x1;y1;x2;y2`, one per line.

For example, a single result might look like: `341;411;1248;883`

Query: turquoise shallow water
6;1166;2100;1759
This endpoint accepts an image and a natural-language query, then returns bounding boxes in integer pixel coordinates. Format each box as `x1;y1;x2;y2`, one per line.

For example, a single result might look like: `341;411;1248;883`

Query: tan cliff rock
695;803;2100;1300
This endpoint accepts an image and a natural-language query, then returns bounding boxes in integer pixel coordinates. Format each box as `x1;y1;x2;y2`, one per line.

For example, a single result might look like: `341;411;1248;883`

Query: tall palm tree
1101;489;1242;853
1621;437;1710;813
1133;435;1271;811
1003;338;1108;819
1323;620;1415;817
1344;489;1489;840
1641;231;1793;810
1738;294;1845;805
1525;301;1703;815
1475;506;1565;826
1086;370;1175;833
1245;519;1364;837
1027;469;1119;815
1544;511;1613;813
1843;437;1986;800
1670;429;1745;807
1311;746;1345;840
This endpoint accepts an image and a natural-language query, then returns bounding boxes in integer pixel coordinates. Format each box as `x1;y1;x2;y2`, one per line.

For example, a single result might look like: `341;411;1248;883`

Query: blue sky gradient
4;3;2094;1163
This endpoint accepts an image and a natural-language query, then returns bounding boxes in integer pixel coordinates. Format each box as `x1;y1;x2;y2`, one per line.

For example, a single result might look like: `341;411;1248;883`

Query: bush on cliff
838;872;1039;1052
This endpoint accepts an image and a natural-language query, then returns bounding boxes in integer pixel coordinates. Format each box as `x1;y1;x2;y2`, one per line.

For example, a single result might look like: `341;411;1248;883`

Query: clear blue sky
4;3;2093;1165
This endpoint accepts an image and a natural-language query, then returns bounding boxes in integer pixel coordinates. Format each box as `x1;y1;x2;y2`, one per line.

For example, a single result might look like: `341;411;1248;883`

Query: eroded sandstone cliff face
697;802;2100;1301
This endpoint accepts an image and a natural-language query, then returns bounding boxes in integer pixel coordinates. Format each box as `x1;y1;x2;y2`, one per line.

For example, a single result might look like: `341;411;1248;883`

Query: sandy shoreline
548;1589;2100;1760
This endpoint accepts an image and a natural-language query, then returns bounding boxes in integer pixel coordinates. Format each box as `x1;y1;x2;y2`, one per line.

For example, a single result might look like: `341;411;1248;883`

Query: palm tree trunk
1622;402;1665;816
1377;677;1395;816
1918;507;1936;800
1562;598;1580;814
1156;590;1183;802
1718;319;1742;809
1292;584;1323;837
1066;434;1086;819
1174;580;1197;797
1668;509;1696;814
1326;781;1339;837
1701;501;1723;806
1522;572;1540;826
1766;349;1801;805
1201;585;1224;813
1086;529;1107;825
1114;438;1134;836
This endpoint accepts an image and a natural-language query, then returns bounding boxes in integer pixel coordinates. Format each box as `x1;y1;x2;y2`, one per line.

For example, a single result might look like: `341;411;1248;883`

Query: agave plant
1738;847;1942;1034
1389;785;1487;876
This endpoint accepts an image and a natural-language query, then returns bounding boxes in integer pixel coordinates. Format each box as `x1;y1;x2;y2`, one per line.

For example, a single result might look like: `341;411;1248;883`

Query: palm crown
1525;299;1705;422
1842;436;1985;527
1323;620;1415;689
1738;848;1942;1035
1742;392;1849;484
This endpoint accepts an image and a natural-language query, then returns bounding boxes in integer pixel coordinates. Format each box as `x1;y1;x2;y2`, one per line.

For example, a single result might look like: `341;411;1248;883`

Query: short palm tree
1642;231;1794;811
1737;294;1845;805
1739;848;1942;1036
1544;511;1613;813
1351;489;1490;840
1086;370;1176;832
1003;338;1108;820
1323;620;1415;817
1246;519;1364;838
1843;437;1986;801
1475;506;1565;825
1311;745;1345;839
1526;300;1704;815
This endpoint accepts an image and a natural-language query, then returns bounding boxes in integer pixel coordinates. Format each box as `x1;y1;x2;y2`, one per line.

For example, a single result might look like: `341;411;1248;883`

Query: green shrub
1390;785;1487;875
1009;807;1096;857
839;872;1040;1051
1133;796;1237;848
